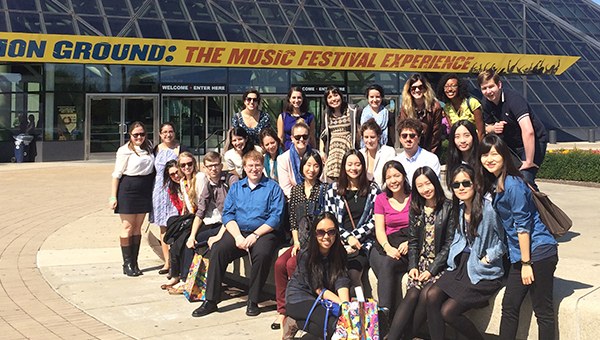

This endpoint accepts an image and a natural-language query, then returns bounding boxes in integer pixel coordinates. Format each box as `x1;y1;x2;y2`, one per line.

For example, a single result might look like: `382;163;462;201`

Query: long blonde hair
401;73;437;118
178;151;199;209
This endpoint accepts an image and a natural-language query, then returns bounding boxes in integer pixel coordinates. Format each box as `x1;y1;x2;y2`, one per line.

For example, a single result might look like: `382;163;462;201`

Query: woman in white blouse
109;122;155;277
360;118;396;189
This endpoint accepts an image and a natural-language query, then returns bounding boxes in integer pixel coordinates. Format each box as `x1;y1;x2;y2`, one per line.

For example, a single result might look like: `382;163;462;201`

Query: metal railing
195;129;226;158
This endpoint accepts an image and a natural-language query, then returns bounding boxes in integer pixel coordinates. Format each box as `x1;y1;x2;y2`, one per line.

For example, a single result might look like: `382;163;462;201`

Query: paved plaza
0;148;599;339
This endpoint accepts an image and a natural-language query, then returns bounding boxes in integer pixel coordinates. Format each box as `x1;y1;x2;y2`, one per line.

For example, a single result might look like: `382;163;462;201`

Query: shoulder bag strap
342;196;357;231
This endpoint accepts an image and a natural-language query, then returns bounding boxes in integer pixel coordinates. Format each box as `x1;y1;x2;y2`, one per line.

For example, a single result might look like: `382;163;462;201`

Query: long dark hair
305;212;348;291
283;86;309;114
228;126;255;155
382;160;410;197
337;149;369;197
410;166;446;215
436;73;470;103
476;133;524;195
259;127;282;160
446;120;479;188
300;149;324;179
163;159;180;194
450;164;483;242
323;85;348;114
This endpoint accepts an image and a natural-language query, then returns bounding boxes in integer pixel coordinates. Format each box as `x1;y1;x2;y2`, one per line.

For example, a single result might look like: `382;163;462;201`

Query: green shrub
440;139;448;165
538;149;600;183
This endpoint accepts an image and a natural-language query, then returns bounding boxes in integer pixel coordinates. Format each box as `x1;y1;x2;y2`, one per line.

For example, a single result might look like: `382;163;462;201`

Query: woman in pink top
369;160;411;335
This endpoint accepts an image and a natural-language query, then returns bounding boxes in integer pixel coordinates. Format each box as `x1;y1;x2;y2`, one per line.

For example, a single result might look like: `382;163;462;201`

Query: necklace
352;189;359;203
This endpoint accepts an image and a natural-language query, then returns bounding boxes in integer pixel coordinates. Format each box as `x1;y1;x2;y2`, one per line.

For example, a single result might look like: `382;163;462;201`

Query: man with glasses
192;150;284;318
394;118;441;186
184;152;239;263
478;69;547;190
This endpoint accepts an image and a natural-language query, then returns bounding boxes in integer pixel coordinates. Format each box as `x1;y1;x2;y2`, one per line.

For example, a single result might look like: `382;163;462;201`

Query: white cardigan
360;144;396;189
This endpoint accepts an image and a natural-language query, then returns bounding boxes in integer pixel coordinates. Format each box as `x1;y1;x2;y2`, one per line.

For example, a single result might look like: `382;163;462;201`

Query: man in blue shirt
478;69;547;190
192;150;284;318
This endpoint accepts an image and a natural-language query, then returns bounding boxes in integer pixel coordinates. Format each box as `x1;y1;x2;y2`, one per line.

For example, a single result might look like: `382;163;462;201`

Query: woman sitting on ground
387;166;455;340
285;212;350;340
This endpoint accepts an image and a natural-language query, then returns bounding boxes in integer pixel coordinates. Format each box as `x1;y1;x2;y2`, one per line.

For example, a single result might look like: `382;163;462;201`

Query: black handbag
531;190;572;239
164;214;195;245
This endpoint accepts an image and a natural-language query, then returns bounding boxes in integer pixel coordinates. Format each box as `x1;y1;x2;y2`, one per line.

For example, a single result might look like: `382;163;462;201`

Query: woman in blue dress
277;86;315;151
151;122;188;275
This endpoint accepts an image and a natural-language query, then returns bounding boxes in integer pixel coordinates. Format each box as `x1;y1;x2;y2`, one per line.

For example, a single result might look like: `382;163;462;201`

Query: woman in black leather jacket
387;166;456;340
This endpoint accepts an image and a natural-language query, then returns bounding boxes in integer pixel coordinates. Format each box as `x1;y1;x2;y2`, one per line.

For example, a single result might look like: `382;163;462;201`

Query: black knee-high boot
130;235;143;276
120;237;138;277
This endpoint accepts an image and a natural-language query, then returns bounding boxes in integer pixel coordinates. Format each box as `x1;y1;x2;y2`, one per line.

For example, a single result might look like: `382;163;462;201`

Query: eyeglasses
245;97;259;103
444;84;458;89
451;180;473;189
161;130;174;135
293;134;309;141
204;163;221;170
401;133;418;139
131;133;145;138
316;228;337;238
410;85;425;92
180;162;194;168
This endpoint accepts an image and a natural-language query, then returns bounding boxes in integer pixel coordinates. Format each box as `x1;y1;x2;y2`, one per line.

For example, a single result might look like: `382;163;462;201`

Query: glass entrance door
162;96;225;155
87;95;157;156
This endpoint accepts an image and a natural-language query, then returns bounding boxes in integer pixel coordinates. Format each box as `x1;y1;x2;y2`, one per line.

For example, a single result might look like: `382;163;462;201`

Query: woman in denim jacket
478;134;558;340
427;164;505;340
324;149;381;288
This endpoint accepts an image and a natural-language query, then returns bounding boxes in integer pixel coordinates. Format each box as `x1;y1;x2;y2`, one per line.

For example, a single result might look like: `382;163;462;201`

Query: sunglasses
410;85;425;92
316;228;337;238
401;133;418;139
451;180;473;189
245;97;259;103
168;171;179;177
131;133;145;138
293;134;309;141
180;161;194;168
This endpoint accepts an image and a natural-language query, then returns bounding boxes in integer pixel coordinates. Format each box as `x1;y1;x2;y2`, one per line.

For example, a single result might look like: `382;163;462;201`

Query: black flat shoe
192;300;218;317
270;322;281;330
158;269;169;275
246;300;260;317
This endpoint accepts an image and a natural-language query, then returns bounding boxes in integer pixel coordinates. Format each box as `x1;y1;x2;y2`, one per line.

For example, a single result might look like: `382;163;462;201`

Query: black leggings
286;300;338;340
386;283;433;340
426;284;484;340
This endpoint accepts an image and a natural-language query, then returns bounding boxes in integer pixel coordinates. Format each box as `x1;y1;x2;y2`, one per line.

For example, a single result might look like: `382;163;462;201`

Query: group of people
109;69;556;340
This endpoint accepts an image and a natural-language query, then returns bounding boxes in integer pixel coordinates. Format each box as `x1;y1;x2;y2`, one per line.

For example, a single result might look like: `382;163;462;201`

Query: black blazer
407;199;456;276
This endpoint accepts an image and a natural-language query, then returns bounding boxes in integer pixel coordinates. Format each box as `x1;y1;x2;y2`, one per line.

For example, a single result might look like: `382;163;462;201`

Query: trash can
13;134;34;163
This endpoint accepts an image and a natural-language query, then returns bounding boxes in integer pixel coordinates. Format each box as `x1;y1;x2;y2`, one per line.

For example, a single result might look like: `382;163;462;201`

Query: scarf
264;147;283;180
290;143;312;185
360;105;389;147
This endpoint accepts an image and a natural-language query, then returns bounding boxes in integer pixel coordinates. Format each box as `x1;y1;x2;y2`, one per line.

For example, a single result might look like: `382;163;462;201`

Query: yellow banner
0;32;579;75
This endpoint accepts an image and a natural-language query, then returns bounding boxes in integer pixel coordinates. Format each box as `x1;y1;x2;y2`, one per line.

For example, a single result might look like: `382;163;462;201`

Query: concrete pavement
0;159;599;339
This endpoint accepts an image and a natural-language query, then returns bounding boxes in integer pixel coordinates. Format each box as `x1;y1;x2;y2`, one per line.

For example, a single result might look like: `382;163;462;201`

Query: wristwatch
252;232;260;239
521;259;533;265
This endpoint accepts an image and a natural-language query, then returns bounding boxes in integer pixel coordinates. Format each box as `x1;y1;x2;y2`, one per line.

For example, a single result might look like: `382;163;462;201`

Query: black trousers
205;230;279;303
369;248;408;309
499;254;558;340
286;300;338;340
180;223;222;280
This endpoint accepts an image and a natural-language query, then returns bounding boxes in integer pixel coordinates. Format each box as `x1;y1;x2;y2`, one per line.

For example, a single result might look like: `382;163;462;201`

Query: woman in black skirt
110;122;155;277
426;164;506;340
